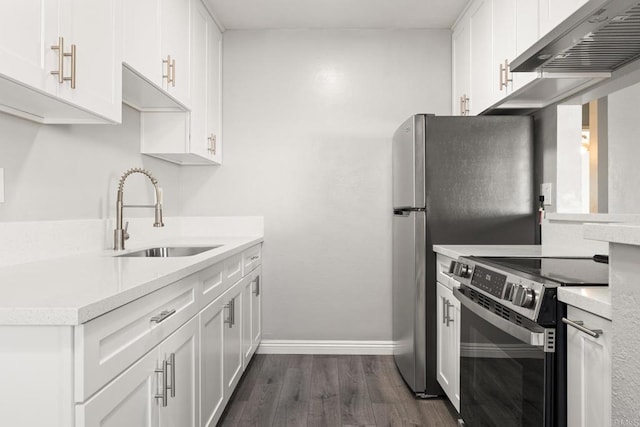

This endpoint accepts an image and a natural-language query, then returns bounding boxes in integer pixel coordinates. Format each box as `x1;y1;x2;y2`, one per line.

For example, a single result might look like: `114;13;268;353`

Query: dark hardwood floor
218;354;459;427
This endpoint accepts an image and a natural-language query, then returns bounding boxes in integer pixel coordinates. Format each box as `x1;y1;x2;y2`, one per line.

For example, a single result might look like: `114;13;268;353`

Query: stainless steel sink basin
117;245;222;258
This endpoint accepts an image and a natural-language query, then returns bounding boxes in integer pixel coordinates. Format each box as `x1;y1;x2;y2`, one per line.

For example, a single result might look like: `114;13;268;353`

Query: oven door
454;287;556;427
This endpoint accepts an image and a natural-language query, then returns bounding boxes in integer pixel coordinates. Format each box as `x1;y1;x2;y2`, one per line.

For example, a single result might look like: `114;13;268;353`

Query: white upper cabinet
452;16;471;116
189;0;223;164
468;0;493;115
161;0;191;105
538;0;589;37
140;0;223;165
123;0;191;109
0;0;122;123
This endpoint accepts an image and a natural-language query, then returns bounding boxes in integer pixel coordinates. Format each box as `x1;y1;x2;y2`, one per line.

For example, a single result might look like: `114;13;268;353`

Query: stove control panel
449;258;545;321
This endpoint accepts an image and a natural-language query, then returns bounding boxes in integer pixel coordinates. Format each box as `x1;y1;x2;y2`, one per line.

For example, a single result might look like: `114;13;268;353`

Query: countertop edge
557;287;612;320
0;236;264;326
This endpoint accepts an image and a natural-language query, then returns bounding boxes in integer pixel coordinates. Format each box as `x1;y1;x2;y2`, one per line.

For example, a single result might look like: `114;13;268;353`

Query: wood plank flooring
218;354;459;427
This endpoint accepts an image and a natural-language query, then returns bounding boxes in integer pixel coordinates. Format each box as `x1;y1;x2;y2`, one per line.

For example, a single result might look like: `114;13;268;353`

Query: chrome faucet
114;168;164;250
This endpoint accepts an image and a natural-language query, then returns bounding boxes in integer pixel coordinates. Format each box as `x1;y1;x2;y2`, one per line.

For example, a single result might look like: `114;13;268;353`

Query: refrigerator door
392;114;426;209
392;209;426;393
423;116;535;245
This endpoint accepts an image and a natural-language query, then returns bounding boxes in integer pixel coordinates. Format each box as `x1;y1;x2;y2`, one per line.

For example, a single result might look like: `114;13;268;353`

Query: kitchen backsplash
0;216;263;268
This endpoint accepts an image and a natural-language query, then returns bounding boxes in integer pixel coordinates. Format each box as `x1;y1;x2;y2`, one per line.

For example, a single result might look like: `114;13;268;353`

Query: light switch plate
0;168;4;203
541;182;552;206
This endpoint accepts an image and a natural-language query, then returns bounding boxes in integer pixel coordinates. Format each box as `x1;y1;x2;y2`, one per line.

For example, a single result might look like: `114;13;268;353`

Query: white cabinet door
206;16;223;164
161;0;191;106
58;0;122;122
0;0;122;123
436;283;454;400
251;269;262;352
452;15;471;116
123;0;162;87
241;274;254;368
158;316;200;427
76;347;159;427
511;0;539;91
436;281;460;413
188;0;222;164
566;306;611;427
0;0;59;95
468;0;494;115
241;267;262;368
539;0;588;38
492;0;516;99
223;282;244;398
200;294;226;427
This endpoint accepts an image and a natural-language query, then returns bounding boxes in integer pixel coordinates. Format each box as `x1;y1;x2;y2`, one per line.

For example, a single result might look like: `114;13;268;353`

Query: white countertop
584;222;640;245
0;236;263;326
558;287;611;320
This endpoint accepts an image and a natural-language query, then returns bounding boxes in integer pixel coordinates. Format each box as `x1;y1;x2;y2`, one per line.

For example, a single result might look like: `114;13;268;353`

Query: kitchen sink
116;245;222;258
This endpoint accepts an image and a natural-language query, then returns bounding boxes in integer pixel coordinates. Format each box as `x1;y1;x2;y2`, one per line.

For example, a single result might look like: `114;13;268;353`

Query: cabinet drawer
200;261;225;308
436;253;454;289
74;274;199;402
224;253;243;285
242;244;262;275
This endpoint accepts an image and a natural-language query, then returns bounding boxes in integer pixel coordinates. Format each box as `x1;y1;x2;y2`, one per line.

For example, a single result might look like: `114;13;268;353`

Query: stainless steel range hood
483;0;640;114
511;0;640;73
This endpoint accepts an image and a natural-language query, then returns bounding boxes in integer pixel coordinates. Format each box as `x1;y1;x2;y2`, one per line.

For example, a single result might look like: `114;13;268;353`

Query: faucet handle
124;221;130;241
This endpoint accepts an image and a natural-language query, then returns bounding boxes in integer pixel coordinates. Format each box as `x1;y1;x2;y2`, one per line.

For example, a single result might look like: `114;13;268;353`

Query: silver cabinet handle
150;309;176;323
442;297;447;324
232;299;236;326
207;134;217;154
562;318;603;338
51;37;65;83
155;359;168;407
252;276;260;296
64;43;77;89
445;300;454;327
224;302;232;328
250;255;259;261
163;55;173;85
167;353;176;398
499;61;505;90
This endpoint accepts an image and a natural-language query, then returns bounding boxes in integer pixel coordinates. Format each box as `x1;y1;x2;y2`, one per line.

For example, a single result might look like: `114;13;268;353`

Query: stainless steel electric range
449;256;608;427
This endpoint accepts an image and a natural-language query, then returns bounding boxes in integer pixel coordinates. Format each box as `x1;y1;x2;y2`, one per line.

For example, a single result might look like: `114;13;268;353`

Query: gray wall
0;106;181;222
180;29;452;341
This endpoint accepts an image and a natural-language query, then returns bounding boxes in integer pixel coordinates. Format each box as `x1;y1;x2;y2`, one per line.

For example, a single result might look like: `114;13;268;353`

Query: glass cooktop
475;257;609;286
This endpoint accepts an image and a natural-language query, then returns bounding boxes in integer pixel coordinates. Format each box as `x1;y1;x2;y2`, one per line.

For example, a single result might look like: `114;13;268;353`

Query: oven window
460;304;545;427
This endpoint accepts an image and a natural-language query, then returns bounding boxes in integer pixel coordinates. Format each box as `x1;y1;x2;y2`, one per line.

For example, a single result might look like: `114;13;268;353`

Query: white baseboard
256;340;394;355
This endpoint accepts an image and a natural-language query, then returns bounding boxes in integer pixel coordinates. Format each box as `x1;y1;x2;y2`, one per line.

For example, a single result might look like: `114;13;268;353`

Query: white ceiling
207;0;470;30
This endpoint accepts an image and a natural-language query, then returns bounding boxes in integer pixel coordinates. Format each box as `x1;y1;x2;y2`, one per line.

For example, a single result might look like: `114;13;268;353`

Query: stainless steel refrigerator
392;114;537;396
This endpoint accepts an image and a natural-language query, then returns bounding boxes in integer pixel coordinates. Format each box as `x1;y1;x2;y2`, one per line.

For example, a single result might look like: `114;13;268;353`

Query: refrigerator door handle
393;207;426;216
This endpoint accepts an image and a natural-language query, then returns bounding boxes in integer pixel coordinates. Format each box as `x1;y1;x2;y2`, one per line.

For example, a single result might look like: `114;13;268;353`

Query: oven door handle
453;287;547;347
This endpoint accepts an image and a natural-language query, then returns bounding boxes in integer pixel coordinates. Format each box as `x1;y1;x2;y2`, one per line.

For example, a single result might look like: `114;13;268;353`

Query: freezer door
392;209;426;393
392;115;426;209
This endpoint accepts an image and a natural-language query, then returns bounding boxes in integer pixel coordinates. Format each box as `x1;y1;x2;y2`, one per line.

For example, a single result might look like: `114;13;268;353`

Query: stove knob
449;261;472;278
503;282;515;300
511;285;535;308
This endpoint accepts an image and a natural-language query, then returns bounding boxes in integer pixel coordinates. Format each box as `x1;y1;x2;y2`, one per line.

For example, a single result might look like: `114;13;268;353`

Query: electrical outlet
541;182;552;206
0;168;4;203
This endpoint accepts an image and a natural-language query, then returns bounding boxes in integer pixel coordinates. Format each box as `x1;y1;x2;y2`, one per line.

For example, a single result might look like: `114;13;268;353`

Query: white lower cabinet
0;243;263;427
436;280;460;412
200;290;227;427
223;281;244;397
242;266;262;368
77;316;199;427
565;305;611;427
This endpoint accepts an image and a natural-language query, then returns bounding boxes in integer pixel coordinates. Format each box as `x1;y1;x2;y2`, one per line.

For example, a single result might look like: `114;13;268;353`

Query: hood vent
511;0;640;73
